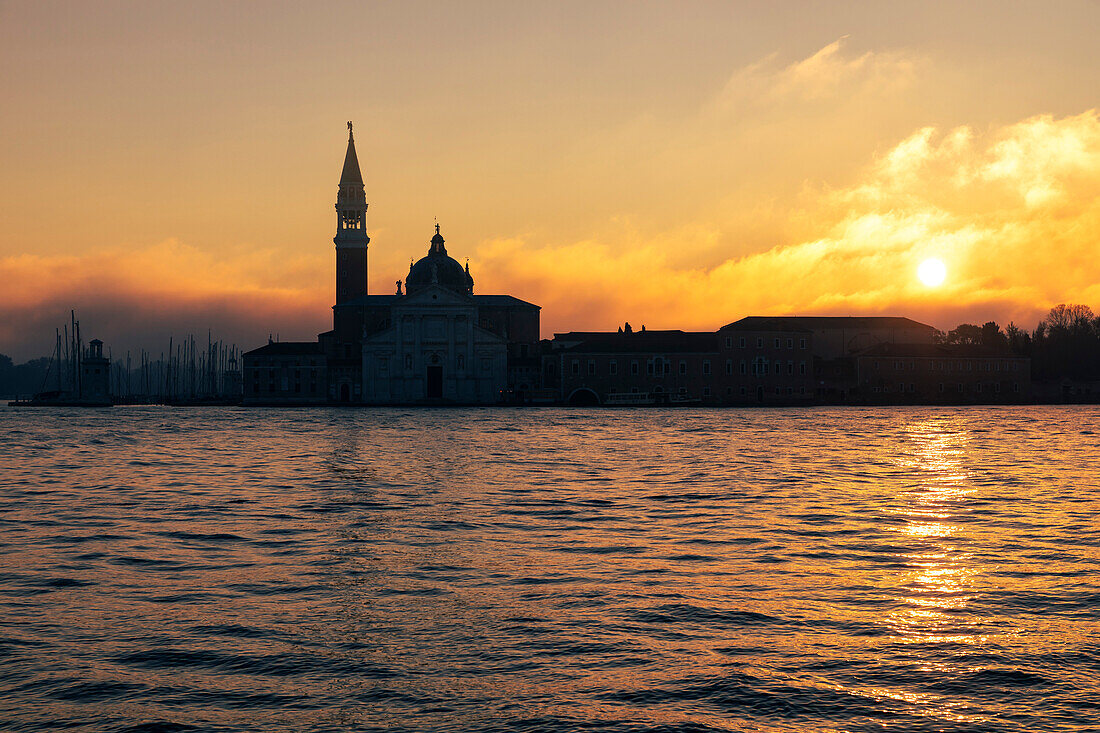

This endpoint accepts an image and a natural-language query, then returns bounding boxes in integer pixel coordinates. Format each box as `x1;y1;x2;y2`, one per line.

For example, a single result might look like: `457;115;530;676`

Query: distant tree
1031;304;1100;380
946;323;984;347
1004;322;1030;356
980;321;1008;351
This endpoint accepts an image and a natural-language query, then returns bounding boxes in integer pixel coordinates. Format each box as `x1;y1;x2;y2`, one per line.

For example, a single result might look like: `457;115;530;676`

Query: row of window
724;336;808;350
253;381;320;394
875;359;1021;372
570;357;810;378
620;385;810;398
872;382;1020;394
250;359;321;368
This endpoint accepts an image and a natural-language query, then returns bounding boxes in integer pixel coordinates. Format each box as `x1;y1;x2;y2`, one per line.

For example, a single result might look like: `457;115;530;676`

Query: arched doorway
340;383;351;402
567;388;600;406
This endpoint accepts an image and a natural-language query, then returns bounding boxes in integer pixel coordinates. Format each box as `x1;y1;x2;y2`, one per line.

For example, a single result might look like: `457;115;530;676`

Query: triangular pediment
398;285;475;308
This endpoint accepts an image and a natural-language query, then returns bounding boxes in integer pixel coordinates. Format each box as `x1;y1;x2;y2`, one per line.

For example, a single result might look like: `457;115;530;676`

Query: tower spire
334;121;369;304
340;122;363;184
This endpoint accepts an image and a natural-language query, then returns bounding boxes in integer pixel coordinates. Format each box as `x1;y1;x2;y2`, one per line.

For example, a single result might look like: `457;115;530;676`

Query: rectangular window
1014;382;1019;392
899;382;905;393
588;360;596;375
774;338;781;348
787;360;793;375
725;359;732;375
703;386;711;397
647;361;654;376
977;383;983;393
702;360;711;375
679;360;687;375
724;336;732;349
739;337;746;348
799;361;806;376
631;361;639;376
939;383;945;392
958;383;964;393
571;360;580;375
610;360;618;375
800;338;807;349
757;337;763;348
740;360;747;375
786;338;793;349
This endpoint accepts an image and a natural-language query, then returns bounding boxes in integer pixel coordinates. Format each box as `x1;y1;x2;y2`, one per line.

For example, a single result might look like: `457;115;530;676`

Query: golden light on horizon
918;258;947;288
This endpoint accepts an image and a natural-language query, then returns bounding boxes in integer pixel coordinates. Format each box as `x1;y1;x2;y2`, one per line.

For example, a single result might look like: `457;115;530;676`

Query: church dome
405;225;474;296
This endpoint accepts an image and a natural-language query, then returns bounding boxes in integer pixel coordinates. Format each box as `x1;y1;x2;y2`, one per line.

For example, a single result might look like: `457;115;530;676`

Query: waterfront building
549;316;1030;406
853;343;1031;404
549;329;719;405
243;124;540;405
717;319;815;404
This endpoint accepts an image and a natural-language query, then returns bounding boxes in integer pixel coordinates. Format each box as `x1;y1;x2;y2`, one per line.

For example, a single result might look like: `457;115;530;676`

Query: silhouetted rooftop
243;342;324;357
335;294;538;309
556;330;717;354
721;316;934;332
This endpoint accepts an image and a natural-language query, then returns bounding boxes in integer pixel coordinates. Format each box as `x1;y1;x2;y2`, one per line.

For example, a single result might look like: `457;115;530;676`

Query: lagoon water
1;406;1099;732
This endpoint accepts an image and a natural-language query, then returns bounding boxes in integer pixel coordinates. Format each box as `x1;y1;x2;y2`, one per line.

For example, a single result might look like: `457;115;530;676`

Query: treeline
935;304;1100;381
0;356;54;398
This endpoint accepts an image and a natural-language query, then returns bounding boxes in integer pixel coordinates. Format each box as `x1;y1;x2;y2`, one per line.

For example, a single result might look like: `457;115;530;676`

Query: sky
1;0;1098;360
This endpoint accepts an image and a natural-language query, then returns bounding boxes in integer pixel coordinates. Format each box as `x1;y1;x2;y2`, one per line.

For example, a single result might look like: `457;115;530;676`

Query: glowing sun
918;258;946;287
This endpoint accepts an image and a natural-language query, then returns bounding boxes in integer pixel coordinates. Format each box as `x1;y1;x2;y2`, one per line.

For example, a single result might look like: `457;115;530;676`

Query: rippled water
1;406;1099;732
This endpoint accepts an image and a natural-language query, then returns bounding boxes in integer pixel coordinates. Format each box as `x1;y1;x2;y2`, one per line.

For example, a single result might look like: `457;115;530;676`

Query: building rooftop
243;342;325;357
721;316;934;332
556;330;718;354
335;293;539;309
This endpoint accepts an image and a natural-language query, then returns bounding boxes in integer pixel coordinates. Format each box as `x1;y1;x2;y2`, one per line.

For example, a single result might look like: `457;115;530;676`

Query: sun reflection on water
880;418;996;723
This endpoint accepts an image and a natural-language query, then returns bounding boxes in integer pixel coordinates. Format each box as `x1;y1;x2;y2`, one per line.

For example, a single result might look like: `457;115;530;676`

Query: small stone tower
334;121;369;304
80;339;111;403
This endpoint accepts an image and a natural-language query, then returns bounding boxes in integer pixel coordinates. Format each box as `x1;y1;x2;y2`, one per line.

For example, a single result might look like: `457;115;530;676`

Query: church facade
243;124;540;405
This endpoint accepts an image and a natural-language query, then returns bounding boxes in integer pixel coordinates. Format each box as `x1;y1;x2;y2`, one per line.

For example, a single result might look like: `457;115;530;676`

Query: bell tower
334;121;369;304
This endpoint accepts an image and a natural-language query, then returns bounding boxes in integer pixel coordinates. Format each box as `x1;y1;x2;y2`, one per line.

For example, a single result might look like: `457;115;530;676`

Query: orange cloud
0;240;331;360
473;110;1100;335
2;37;1096;361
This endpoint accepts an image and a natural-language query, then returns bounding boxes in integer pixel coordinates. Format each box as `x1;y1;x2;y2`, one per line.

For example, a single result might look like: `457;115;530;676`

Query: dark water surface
1;406;1099;732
